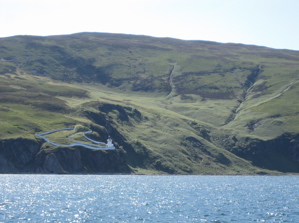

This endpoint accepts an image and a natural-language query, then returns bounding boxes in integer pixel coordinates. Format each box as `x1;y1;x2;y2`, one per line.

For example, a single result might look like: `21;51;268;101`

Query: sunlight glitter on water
0;175;298;222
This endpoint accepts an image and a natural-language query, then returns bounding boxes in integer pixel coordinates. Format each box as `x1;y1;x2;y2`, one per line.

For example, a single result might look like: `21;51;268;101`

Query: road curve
35;128;115;150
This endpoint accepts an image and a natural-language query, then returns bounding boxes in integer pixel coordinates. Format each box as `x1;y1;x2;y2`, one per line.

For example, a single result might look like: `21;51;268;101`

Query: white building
106;136;114;148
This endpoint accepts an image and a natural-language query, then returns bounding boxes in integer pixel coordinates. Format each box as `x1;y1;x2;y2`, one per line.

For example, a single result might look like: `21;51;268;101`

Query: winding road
35;128;115;150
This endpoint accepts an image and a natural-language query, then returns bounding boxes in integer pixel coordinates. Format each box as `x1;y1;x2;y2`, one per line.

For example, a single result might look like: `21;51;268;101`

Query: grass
0;74;88;139
0;70;292;173
222;79;299;139
1;33;299;174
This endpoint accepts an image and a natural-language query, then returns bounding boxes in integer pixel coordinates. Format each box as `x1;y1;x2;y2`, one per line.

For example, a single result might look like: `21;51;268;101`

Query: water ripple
0;175;298;222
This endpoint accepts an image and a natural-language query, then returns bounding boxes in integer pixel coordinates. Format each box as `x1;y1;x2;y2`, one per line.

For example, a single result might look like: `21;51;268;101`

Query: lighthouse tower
106;136;114;148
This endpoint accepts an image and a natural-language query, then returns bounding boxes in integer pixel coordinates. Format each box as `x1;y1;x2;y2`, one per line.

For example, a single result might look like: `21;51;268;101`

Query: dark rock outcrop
0;138;132;174
224;134;299;172
35;145;131;174
84;104;153;170
0;138;40;173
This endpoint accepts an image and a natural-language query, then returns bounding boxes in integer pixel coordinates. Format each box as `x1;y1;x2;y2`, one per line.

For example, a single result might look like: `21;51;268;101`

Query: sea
0;175;298;222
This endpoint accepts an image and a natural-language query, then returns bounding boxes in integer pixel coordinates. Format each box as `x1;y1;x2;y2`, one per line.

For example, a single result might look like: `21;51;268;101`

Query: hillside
0;32;299;174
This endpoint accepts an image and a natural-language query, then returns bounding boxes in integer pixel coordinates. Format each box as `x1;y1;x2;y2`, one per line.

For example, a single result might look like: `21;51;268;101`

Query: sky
1;0;299;51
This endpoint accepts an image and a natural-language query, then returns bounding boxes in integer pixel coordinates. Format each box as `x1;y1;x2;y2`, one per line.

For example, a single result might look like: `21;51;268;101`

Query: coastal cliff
221;133;299;173
0;138;40;173
1;131;298;174
0;138;131;174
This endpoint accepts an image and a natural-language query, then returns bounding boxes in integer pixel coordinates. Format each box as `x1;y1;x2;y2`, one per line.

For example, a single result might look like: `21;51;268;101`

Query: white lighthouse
106;136;114;148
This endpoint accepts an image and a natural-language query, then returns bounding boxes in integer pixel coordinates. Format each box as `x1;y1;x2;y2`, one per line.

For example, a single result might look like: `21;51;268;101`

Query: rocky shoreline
0;138;131;174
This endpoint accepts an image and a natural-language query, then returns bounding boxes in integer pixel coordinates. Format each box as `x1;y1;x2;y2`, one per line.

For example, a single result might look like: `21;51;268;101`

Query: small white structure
106;136;114;148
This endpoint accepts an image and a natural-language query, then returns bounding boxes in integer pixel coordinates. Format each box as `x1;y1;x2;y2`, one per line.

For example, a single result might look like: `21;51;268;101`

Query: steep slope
0;33;298;174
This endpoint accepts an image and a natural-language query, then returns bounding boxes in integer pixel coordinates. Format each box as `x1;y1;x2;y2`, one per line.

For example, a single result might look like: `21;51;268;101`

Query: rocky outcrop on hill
35;145;131;174
0;138;131;174
0;103;142;174
222;134;299;173
0;138;40;173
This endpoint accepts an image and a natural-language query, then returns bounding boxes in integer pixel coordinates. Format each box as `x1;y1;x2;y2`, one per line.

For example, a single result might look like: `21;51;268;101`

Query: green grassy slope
0;33;298;174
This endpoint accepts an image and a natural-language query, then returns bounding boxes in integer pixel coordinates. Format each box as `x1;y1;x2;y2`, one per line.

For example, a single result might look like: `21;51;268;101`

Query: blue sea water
0;175;298;222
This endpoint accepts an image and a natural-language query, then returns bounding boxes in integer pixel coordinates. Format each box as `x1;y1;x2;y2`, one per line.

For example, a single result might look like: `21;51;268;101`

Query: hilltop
0;32;299;174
